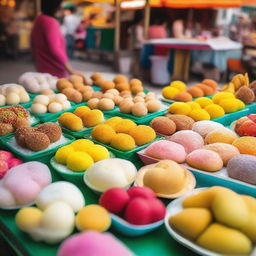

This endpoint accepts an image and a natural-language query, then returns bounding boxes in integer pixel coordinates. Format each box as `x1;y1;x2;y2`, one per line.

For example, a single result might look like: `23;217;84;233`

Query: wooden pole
143;0;150;39
114;0;121;72
35;0;41;16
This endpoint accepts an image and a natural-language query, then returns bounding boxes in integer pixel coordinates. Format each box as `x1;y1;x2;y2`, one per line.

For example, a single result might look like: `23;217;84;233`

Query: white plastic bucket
119;57;131;74
150;55;169;85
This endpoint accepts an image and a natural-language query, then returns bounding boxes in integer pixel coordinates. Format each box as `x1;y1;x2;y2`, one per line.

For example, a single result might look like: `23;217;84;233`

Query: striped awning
160;0;243;8
64;0;245;7
243;0;256;6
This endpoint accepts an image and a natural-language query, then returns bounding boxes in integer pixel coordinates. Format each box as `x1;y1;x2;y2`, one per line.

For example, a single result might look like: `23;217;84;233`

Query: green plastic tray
0;101;32;109
29;104;76;122
29;90;58;99
89;136;162;161
212;108;250;126
1;133;75;161
70;102;119;115
1;152;256;256
28;93;39;99
184;165;256;197
58;114;110;138
247;102;256;113
0;114;40;142
160;95;213;105
115;105;168;124
50;157;84;184
61;126;93;138
54;109;111;138
50;150;116;184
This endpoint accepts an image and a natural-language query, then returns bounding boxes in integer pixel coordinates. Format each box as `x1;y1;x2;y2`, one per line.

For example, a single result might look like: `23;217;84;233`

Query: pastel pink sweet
58;231;133;256
192;121;224;138
144;140;186;163
0;162;52;207
186;149;223;172
168;130;204;153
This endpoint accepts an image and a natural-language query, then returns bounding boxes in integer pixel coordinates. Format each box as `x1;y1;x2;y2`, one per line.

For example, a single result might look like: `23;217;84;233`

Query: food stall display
0;71;256;256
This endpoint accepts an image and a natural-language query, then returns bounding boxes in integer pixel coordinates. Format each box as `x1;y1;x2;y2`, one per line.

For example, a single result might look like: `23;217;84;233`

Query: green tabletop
0;162;194;256
0;147;255;256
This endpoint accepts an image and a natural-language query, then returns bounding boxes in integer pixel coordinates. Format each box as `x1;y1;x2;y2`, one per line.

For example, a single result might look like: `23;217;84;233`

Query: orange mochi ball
114;119;137;134
187;87;204;98
129;125;156;146
92;124;116;144
82;109;104;127
74;106;91;118
110;133;136;151
104;117;123;129
232;136;256;156
205;128;238;145
75;205;111;232
173;92;193;102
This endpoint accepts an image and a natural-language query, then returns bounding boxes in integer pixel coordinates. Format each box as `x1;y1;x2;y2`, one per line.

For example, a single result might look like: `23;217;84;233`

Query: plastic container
183;164;256;197
137;148;160;165
212;108;249;126
1;133;75;161
50;157;84;183
164;188;256;255
150;56;170;85
0;101;32;109
247;102;256;113
119;56;131;74
61;126;93;138
0;114;40;142
57;115;110;138
160;95;213;105
89;136;162;162
135;164;196;199
83;171;132;195
29;104;76;122
92;85;101;91
111;214;164;237
115;105;168;125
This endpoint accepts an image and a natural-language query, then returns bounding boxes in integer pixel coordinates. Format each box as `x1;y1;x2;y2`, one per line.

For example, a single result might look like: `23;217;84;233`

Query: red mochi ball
99;188;130;214
0;151;14;162
147;198;166;223
8;158;23;169
124;197;152;225
127;187;156;200
248;114;256;123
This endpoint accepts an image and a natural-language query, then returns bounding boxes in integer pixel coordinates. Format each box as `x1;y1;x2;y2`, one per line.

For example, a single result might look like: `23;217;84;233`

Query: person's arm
136;25;144;44
64;62;85;77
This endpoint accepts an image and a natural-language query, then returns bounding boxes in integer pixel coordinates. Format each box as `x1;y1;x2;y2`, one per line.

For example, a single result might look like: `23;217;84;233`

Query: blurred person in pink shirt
148;20;167;39
31;0;84;78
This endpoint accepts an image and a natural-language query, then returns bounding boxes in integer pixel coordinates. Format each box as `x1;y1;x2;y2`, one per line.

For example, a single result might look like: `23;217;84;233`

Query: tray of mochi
141;121;256;193
1;123;75;160
0;162;52;210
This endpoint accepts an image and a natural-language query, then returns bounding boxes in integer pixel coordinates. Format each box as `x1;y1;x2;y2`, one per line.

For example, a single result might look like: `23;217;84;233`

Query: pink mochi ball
186;149;223;172
168;130;204;153
0;162;52;207
144;140;186;163
58;231;133;256
8;158;23;169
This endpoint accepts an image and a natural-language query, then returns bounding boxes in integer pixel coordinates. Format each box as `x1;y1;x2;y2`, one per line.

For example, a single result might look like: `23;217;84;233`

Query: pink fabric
31;15;68;78
148;26;167;39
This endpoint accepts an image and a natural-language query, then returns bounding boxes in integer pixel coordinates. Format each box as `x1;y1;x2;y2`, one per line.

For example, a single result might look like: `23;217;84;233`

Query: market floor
0;55;164;95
